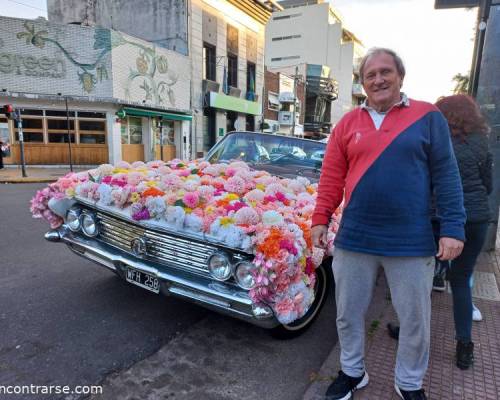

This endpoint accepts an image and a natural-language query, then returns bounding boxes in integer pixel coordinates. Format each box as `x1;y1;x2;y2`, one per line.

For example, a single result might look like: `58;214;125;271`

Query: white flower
146;197;166;220
165;206;185;229
97;184;113;205
262;210;284;226
184;213;203;232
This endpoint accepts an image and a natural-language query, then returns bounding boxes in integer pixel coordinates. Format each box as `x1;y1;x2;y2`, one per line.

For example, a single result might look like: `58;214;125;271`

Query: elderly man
312;48;465;400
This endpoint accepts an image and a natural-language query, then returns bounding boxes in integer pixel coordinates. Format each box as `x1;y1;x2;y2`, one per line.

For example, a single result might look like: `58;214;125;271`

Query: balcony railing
352;83;365;97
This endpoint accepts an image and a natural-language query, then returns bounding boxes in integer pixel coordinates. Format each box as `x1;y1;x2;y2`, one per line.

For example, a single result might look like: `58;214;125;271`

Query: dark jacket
452;133;493;223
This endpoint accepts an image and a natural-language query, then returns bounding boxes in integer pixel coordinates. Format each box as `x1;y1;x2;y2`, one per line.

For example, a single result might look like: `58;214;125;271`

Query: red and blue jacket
312;99;466;256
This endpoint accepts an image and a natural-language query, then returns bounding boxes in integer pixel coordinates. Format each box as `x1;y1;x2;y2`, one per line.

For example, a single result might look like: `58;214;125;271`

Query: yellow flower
205;206;215;215
130;192;140;203
112;168;130;174
226;193;239;201
184;207;193;214
145;181;157;187
220;217;234;227
299;256;306;267
256;184;265;191
65;187;75;198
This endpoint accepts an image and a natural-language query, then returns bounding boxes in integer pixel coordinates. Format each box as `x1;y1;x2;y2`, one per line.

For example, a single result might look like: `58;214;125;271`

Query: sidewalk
0;166;87;183
304;239;500;399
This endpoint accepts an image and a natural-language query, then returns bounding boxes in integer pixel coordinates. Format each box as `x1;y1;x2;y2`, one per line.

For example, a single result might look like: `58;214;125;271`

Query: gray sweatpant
332;248;434;391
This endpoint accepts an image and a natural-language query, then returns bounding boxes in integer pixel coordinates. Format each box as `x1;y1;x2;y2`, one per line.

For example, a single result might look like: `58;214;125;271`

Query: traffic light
2;104;15;120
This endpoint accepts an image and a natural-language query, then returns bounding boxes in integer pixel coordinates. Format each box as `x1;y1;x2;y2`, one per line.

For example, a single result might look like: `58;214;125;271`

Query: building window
121;117;143;145
227;53;238;88
246;62;256;101
226;112;238;133
270;56;301;62
273;13;301;20
268;92;280;111
11;109;106;144
272;35;301;41
14;117;44;143
203;42;216;81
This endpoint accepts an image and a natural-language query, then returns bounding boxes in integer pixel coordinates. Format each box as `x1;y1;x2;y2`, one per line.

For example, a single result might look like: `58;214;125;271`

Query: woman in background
435;94;493;369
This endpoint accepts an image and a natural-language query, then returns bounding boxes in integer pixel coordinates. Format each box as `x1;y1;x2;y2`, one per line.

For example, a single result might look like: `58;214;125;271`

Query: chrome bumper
45;227;279;329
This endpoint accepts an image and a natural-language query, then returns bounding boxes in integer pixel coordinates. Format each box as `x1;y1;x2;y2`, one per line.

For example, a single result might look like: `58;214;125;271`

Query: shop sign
209;92;260;115
0;52;66;78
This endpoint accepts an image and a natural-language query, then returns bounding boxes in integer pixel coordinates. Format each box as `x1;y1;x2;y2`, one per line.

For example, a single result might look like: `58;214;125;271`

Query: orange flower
142;187;165;198
297;221;312;249
257;227;284;259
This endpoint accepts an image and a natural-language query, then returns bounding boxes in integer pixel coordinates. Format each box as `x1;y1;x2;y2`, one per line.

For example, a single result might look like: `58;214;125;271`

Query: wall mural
16;21;179;106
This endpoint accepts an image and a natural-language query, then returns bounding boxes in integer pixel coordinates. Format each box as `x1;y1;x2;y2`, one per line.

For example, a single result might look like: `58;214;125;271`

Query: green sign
209;92;260;115
218;127;225;137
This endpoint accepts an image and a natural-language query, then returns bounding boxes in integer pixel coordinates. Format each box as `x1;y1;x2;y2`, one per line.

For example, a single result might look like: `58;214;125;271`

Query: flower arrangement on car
30;159;340;324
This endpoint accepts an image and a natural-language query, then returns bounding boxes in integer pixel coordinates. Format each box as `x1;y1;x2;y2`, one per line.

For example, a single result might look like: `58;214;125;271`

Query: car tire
270;258;332;340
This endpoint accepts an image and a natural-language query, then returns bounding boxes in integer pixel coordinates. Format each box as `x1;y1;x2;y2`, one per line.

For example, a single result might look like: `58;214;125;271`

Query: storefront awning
117;107;192;121
208;92;260;115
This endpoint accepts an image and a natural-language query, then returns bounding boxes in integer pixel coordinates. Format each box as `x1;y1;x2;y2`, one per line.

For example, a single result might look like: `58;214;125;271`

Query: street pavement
0;182;338;400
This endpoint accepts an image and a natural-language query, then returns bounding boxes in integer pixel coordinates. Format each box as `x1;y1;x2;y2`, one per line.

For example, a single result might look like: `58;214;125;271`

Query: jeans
448;221;489;342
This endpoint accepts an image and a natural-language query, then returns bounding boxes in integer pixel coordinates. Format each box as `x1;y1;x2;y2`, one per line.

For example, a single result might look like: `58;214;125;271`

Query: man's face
362;52;403;112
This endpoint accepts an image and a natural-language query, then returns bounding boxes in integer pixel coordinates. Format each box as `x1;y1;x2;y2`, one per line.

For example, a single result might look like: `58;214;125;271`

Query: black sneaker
387;322;400;340
456;341;474;370
432;275;446;292
395;385;427;399
325;370;369;400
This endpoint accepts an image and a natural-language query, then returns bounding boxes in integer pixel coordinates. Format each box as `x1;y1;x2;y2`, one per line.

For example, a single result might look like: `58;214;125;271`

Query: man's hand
436;237;464;261
312;225;328;249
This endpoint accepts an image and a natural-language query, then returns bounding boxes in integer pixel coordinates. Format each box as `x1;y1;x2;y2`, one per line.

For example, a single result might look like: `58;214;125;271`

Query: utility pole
158;116;164;161
469;0;492;97
64;96;74;172
16;111;27;177
291;65;299;136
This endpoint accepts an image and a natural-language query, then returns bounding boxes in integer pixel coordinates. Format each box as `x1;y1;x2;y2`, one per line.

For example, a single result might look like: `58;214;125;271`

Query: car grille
95;211;239;276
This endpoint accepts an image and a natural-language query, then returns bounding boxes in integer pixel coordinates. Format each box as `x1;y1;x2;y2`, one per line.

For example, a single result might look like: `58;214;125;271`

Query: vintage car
37;131;334;339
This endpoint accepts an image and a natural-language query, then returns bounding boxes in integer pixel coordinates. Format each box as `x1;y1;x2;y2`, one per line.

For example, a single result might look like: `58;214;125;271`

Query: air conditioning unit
202;79;220;93
229;86;241;98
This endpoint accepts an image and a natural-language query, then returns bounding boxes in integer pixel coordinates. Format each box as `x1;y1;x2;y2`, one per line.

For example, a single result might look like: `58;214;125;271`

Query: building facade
265;0;365;130
46;0;277;159
263;67;305;136
0;16;192;165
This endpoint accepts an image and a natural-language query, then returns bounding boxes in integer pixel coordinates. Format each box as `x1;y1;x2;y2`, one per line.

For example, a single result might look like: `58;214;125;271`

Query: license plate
126;268;160;294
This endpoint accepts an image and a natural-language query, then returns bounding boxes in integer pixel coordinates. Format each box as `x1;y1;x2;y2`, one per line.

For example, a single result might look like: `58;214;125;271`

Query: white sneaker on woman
472;304;483;322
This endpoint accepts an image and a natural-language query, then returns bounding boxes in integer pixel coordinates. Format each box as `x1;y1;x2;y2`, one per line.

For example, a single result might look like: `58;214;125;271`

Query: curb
0;178;57;184
303;271;391;400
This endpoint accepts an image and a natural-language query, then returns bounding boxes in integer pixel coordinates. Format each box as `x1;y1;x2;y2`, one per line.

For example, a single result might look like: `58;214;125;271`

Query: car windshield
207;132;326;169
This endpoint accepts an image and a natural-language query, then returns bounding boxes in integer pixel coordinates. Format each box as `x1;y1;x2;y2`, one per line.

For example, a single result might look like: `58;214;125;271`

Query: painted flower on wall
156;56;168;74
79;71;96;93
16;21;48;48
136;56;149;75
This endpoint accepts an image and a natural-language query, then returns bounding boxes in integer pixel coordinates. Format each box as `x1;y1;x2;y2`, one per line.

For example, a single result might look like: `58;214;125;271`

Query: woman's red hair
435;94;489;137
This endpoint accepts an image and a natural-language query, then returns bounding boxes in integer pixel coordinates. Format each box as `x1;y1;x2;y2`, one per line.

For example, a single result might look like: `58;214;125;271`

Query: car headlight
65;207;81;232
207;251;232;281
81;213;98;237
234;261;257;289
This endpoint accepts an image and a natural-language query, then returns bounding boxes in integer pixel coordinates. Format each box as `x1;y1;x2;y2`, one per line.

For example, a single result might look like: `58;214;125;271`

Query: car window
207;132;325;168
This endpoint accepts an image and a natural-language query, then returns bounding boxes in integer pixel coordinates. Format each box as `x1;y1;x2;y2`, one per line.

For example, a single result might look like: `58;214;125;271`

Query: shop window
121;117;142;145
246;62;256;101
203;42;216;81
47;119;75;130
45;110;76;117
14;117;44;142
14;118;43;129
48;132;75;143
154;119;175;146
20;109;43;116
15;132;44;142
80;134;105;144
78;111;106;118
227;53;238;88
79;120;106;131
226;112;238;133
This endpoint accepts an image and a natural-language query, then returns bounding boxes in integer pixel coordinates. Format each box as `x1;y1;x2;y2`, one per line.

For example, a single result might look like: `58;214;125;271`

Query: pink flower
183;192;200;208
224;176;246;194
